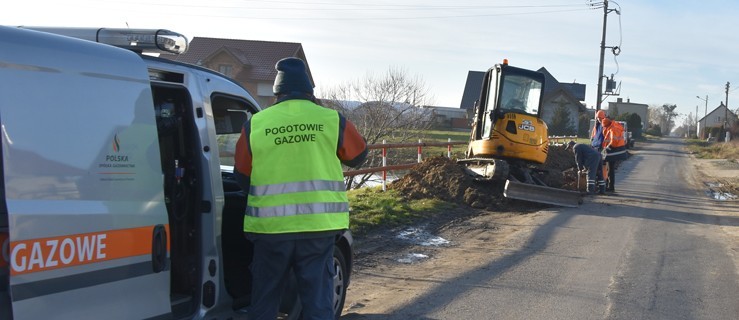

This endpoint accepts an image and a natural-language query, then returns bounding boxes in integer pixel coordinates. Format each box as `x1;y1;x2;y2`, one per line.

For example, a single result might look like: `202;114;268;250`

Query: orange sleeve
338;119;367;162
234;126;252;176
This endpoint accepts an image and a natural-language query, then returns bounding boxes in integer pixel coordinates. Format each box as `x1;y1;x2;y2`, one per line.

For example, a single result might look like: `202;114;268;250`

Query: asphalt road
350;137;739;319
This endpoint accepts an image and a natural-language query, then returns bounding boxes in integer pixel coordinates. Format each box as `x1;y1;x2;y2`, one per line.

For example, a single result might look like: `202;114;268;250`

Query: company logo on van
100;133;133;170
112;134;121;152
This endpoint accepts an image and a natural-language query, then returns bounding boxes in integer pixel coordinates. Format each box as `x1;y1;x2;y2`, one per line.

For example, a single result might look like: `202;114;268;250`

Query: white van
0;26;352;320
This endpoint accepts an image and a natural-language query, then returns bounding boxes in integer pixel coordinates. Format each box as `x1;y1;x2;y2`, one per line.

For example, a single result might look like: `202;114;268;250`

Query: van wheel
278;245;348;320
332;246;349;319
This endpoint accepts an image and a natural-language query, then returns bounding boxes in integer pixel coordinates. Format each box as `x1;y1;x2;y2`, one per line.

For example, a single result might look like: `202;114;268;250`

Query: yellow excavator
459;59;581;207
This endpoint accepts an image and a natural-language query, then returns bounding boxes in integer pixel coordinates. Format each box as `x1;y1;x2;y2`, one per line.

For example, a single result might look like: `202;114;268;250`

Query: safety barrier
549;135;578;146
343;139;467;191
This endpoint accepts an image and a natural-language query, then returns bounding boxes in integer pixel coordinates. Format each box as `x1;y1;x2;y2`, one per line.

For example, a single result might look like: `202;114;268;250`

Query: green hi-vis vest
244;99;349;234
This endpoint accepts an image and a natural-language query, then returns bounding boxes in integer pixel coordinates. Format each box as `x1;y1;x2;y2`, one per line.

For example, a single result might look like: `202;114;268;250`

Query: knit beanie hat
273;57;314;95
565;140;576;151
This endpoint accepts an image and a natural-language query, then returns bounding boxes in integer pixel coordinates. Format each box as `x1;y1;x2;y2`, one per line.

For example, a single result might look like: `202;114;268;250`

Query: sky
4;0;739;128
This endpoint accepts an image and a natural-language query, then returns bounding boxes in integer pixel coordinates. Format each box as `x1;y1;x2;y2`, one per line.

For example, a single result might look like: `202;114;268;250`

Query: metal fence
343;139;467;190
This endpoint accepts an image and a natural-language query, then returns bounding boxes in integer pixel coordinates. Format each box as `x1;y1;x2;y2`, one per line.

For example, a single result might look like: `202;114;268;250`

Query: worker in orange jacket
601;118;628;192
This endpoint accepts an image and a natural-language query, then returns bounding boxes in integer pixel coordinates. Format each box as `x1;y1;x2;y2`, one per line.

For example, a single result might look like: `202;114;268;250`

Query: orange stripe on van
8;225;168;276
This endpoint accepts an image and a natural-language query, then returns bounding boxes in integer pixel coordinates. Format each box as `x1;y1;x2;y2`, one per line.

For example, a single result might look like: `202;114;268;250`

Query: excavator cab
467;60;549;164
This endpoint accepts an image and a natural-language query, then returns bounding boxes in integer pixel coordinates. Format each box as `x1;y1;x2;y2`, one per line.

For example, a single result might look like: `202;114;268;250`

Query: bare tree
319;67;435;189
648;105;664;128
661;104;679;135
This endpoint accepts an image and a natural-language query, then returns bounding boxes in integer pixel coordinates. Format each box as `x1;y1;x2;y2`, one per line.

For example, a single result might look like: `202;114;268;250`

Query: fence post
447;138;451;158
417;139;422;163
382;139;387;192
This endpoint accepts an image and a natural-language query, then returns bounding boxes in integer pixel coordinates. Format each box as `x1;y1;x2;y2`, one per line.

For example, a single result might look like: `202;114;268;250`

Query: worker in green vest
234;57;367;320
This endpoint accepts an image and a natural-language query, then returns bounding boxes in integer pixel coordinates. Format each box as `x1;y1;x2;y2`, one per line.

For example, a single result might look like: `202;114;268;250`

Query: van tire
332;246;349;320
279;245;348;320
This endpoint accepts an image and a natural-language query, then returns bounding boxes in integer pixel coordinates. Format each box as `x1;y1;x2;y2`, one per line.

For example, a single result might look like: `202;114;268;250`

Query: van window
213;95;256;167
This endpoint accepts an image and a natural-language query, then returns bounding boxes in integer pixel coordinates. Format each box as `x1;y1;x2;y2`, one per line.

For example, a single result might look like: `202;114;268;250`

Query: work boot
606;181;614;192
587;183;596;195
598;184;606;195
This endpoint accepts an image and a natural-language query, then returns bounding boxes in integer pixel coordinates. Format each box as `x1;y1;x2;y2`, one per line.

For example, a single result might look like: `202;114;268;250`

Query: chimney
617;98;623;103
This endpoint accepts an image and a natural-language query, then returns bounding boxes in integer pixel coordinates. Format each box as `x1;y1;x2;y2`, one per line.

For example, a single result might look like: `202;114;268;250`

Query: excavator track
458;158;509;182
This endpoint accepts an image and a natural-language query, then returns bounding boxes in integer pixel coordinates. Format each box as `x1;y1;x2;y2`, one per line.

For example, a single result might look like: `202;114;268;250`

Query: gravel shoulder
688;156;739;275
342;206;545;318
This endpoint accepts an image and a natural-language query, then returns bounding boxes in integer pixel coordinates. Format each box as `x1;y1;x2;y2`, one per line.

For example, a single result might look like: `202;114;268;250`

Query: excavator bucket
504;180;582;207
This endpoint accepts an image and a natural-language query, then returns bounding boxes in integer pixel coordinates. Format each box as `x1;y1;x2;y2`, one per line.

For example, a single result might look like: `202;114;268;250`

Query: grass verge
685;140;739;159
348;186;456;236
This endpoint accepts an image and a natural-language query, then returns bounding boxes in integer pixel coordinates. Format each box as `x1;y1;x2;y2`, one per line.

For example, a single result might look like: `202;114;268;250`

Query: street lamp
696;95;708;138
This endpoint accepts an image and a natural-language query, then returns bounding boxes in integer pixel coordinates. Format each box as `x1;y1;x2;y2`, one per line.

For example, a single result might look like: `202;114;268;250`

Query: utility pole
595;1;619;110
696;95;708;139
725;82;730;141
695;105;699;138
595;0;609;110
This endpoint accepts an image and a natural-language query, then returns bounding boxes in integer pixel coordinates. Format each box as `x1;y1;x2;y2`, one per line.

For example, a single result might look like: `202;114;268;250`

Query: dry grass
686;140;739;160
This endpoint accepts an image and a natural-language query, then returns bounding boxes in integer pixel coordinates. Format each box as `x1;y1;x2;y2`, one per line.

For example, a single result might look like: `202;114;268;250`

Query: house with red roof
161;37;311;108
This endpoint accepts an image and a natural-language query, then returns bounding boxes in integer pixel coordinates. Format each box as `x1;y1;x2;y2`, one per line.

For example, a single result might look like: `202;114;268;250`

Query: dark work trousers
606;159;618;191
583;154;604;193
248;235;335;320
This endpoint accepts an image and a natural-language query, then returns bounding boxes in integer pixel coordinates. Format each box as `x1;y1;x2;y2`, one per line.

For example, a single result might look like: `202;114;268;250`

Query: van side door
0;27;172;319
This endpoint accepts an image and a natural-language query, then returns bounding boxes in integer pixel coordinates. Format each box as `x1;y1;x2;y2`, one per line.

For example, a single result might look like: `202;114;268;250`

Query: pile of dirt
389;156;505;209
389;145;582;209
542;144;578;172
536;145;579;190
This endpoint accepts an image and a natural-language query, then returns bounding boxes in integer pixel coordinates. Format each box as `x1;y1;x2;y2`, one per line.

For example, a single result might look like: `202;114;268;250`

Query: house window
218;64;232;77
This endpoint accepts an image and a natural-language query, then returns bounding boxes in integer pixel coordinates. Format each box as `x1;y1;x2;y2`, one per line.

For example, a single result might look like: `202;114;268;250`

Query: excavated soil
389;145;581;209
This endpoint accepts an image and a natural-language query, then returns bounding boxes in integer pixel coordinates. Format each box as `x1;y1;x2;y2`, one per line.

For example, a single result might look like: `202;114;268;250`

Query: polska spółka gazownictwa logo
112;134;121;153
100;134;132;168
105;134;129;163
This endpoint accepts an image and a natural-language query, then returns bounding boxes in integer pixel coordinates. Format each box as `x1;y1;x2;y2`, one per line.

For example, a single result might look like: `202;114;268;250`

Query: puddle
703;182;739;201
397;253;429;264
396;227;451;246
704;182;737;201
705;190;738;201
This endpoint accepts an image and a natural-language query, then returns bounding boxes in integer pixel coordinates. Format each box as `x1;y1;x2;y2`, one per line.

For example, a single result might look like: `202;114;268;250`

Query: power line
103;1;591;17
233;8;593;20
225;0;589;9
88;1;592;20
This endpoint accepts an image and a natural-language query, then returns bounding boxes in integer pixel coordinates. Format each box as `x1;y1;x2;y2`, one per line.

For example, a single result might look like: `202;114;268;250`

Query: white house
607;98;649;130
697;103;738;139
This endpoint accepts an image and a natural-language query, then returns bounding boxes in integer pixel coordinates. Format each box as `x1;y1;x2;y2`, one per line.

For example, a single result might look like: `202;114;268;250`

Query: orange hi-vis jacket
602;121;626;149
